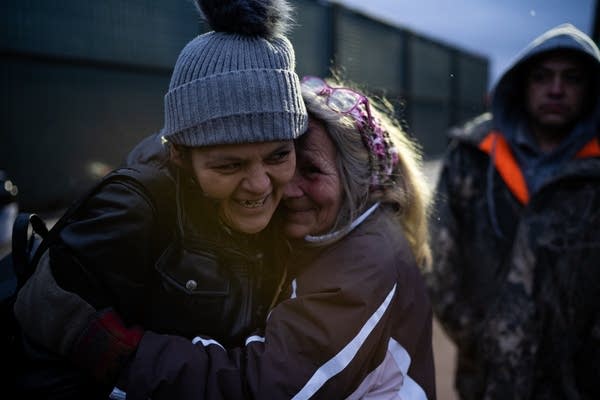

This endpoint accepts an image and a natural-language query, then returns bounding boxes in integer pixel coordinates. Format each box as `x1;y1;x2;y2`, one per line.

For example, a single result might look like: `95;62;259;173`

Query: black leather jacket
13;134;286;397
56;134;285;344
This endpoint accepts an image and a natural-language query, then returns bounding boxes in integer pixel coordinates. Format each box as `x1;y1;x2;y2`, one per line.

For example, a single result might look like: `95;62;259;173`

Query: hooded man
427;23;600;400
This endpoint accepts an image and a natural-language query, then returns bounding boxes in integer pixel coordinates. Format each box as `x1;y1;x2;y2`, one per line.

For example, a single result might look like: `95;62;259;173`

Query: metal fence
291;1;489;156
1;0;488;211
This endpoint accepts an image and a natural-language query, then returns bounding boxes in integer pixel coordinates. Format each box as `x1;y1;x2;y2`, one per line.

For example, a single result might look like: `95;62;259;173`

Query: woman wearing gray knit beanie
11;1;307;398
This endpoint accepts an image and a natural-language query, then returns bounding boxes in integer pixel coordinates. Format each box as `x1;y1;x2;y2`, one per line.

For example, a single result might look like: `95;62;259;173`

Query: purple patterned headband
301;76;399;190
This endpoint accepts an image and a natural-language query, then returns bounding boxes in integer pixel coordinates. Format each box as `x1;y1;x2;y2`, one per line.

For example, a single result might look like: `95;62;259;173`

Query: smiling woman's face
281;117;343;239
188;140;296;234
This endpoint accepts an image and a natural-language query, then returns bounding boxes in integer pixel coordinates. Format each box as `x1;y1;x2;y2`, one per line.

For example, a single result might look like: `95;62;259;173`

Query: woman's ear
170;144;188;168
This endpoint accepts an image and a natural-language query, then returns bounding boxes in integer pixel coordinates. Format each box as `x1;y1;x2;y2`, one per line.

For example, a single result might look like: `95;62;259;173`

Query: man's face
525;52;590;133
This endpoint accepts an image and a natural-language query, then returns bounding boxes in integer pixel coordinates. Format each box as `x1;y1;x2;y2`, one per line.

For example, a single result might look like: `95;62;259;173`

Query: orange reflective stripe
478;131;529;204
575;137;600;158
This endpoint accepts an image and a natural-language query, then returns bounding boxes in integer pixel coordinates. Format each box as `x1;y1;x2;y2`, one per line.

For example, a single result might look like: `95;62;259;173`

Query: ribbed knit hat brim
162;31;307;146
164;69;306;146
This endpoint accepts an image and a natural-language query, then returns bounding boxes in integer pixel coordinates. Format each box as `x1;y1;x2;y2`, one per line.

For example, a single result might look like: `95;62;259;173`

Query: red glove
71;308;143;384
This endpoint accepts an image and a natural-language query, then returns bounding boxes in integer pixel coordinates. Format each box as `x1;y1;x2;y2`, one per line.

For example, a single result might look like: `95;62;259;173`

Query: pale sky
334;0;595;89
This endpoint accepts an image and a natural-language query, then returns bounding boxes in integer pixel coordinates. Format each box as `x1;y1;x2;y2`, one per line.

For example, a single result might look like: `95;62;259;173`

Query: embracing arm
121;232;433;400
13;179;160;383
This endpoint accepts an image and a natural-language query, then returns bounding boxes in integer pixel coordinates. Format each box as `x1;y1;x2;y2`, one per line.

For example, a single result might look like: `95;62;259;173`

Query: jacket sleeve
54;179;161;316
426;142;480;349
13;179;157;383
121;233;428;400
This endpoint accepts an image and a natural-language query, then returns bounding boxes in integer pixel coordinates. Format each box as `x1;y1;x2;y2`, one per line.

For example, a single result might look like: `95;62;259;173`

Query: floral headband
301;76;399;190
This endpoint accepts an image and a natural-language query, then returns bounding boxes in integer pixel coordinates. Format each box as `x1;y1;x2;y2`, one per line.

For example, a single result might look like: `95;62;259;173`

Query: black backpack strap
11;213;49;289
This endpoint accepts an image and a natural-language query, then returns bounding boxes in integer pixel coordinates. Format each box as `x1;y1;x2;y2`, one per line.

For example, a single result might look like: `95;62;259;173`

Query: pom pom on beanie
162;0;307;147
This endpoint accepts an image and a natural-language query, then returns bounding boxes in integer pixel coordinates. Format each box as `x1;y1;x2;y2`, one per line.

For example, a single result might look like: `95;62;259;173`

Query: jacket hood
490;23;600;137
453;25;600;240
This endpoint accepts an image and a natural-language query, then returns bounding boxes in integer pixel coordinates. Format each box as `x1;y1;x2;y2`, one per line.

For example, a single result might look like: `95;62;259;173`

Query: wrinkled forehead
296;118;337;162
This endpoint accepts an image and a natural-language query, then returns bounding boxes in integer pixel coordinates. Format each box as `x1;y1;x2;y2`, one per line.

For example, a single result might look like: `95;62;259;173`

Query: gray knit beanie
162;0;307;147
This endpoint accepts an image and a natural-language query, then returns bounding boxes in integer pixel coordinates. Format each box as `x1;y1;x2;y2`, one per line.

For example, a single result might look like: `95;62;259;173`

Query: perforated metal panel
288;0;332;78
0;0;199;69
409;36;452;102
335;8;404;94
1;0;489;209
1;59;169;210
455;54;489;124
409;100;452;157
0;0;200;210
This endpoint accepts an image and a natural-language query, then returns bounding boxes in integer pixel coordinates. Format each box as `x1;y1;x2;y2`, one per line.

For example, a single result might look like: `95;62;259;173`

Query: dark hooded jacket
12;133;287;399
427;24;600;400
